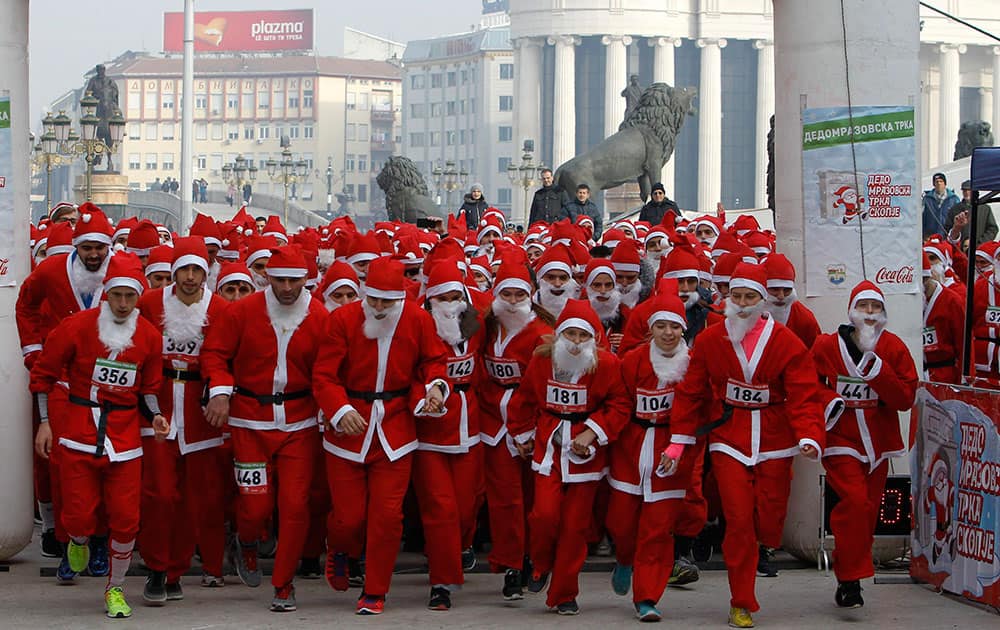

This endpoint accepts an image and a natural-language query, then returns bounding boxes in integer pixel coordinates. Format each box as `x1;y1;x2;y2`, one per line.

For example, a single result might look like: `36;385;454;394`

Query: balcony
370;137;394;153
371;107;395;123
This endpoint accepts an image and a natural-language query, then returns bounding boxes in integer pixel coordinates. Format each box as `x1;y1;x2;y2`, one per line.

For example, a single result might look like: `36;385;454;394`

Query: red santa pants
325;440;412;597
483;440;528;572
711;453;793;612
138;438;226;581
674;439;709;537
412;446;484;586
528;468;599;608
824;455;889;582
606;490;680;605
231;426;318;589
303;444;331;559
58;445;140;544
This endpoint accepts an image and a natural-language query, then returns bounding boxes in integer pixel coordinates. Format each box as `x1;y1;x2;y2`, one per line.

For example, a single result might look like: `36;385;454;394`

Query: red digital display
823;475;912;537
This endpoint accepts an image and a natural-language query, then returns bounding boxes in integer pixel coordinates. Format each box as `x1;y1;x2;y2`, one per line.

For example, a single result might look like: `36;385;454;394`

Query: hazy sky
28;0;481;124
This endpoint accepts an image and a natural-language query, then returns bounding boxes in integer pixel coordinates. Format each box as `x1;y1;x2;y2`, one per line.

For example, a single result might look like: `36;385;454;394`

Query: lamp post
326;156;334;217
265;145;310;226
220;154;258;209
432;159;468;210
31;113;72;210
507;141;541;225
50;92;125;202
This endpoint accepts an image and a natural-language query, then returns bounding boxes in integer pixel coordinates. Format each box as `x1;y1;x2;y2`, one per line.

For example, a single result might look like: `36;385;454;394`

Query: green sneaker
105;587;133;619
67;540;90;574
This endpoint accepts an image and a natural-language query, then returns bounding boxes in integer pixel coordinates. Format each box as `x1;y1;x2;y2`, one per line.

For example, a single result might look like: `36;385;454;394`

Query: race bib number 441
91;358;137;389
835;376;878;409
234;462;268;495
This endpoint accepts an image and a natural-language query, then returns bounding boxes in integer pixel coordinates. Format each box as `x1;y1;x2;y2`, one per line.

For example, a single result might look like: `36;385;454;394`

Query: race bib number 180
91;358;137;389
484;357;521;384
234;462;268;495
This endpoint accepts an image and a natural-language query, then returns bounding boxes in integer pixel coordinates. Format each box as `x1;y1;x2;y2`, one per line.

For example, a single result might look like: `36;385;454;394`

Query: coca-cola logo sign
874;265;914;284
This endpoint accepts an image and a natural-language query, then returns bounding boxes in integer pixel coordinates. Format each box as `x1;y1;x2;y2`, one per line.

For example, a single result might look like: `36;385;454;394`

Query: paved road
1;537;995;629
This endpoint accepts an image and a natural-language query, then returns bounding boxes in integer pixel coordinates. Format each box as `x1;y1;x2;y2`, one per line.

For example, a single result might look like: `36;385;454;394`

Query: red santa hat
318;261;360;299
189;213;223;248
710;232;741;258
731;214;760;236
425;258;469;299
729;263;767;298
661;246;702;280
645;292;688;330
347;232;381;265
217;261;253;288
478;216;504;243
849;280;884;312
45;221;75;256
261;216;288;242
49;201;78;222
265;246;308;278
125;220;160;256
103;252;147;295
712;252;743;284
396;237;425;267
692;215;723;236
922;242;951;267
218;223;244;260
112;216;138;243
977;241;1000;262
171;236;210;275
600;228;628;249
614;219;637;239
574;214;595;240
245;235;278;267
31;224;46;258
922;251;933;278
72;203;114;246
535;244;575;279
447;212;469;244
644;226;671;247
145;245;174;276
583;258;616;289
469;255;493;281
364;256;406;299
554;298;604;345
610;238;643;274
745;231;773;257
763;253;796;289
493;260;534;294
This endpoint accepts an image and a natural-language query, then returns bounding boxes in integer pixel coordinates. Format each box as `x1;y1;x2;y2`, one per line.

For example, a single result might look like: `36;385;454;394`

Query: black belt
68;394;136;458
345;387;409;402
925;359;956;370
630;415;670;429
544;409;589;423
497;382;520;390
695;404;733;437
163;367;202;382
454;383;472;393
234;386;310;406
975;337;998;343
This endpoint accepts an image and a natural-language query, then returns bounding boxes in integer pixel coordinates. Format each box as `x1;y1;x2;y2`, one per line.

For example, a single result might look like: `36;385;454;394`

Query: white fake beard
71;253;110;301
431;299;467;346
477;280;491;292
649;340;690;384
162;288;209;345
618;279;642;309
251;270;269;291
589;288;622;323
317;249;337;272
537;278;577;317
264;286;311;334
362;299;403;340
493;296;534;335
476;243;495;258
724;299;767;343
97;302;138;353
701;234;718;248
324;296;344;312
931;262;945;279
679;291;700;309
849;308;887;353
207;260;221;290
765;289;797;325
553;336;597;381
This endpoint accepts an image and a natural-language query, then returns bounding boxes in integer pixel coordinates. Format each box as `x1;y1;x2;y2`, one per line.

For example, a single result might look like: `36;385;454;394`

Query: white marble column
754;40;774;209
602;35;631;137
993;47;1000;143
938;43;965;164
549;35;579;170
512;37;543;224
980;87;993;125
696;38;726;212
649;36;682;191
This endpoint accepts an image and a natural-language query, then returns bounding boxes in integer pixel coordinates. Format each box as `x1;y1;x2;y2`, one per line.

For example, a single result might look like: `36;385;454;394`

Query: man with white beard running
762;253;821;349
611;240;646;310
533;245;579;318
811;281;917;609
583;259;629;353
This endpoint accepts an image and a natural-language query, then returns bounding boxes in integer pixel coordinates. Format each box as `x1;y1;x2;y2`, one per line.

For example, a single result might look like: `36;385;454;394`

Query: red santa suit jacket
506;348;630;482
201;289;326;432
30;306;163;462
608;342;696;502
138;286;229;453
972;276;1000;377
812;328;917;470
671;315;825;465
923;281;966;384
773;301;822;349
477;316;552;453
313;300;450;463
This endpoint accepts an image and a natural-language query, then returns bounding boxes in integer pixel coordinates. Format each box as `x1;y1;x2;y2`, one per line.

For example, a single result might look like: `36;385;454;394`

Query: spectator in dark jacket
563;183;603;237
459;183;488;229
946;179;998;251
638;182;681;224
922;172;961;238
529;168;571;224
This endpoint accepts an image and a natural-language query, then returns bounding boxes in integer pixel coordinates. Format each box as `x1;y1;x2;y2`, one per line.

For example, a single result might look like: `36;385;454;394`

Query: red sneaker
356;593;385;615
325;552;349;592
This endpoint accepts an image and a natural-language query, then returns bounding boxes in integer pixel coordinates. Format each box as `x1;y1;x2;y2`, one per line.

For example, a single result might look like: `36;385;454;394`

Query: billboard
163;10;314;53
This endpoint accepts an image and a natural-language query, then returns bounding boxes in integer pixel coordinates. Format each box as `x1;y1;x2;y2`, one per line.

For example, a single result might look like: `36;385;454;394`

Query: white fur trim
425;280;467;298
73;232;112;246
266;267;308;278
798;438;822;460
850;289;884;311
171;253;209;275
729;277;766;297
648;310;687;330
585;265;615;288
365;286;406;300
494;278;532;294
613;262;641;273
766;279;795;289
663;269;699;280
347;252;379;265
218;271;252;287
104;277;144;295
323;278;360;298
537;260;573;278
145;262;171;275
555;316;595;337
245;249;271;266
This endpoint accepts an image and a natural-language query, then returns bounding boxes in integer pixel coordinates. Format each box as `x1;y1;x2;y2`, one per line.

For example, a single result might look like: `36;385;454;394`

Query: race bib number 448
91;358;137;389
234;462;268;495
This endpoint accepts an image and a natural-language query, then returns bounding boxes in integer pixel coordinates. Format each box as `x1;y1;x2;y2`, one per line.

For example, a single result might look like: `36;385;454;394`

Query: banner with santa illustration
801;106;919;297
910;382;1000;607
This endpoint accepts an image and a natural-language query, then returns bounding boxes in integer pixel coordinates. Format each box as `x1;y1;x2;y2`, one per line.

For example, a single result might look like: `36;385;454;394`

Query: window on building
461;70;468;84
358;124;369;141
258;125;270;139
272;90;284;114
195;123;207;140
347;92;356;110
243;125;255;140
145;153;158;170
446;130;457;146
430;131;441;146
288;125;299;139
470;98;476;114
410;103;426;118
210;123;223;141
210;154;223;171
498;156;512;173
288;93;299;108
469;130;475;144
227;123;239;140
468;159;475;174
241;93;254;114
496;188;512;205
459;130;466;144
128;89;141;118
127;123;140;140
358;93;369;110
161;122;175;140
358;184;367;202
345;184;354;198
162;93;175;110
430;103;443;117
447;101;458;116
257;91;269;109
409;132;425;147
195;94;207;109
374;92;392;111
196;155;206;170
500;63;514;80
411;74;425;89
162;153;175;170
303;124;314;139
227;94;239;110
207;94;221;116
460;100;466;114
346;124;356;141
431;73;443;89
358;155;368;172
128;153;140;170
144;92;159;116
302;153;314;169
303;89;313;108
274;124;284;141
447;72;456;87
345;154;355;171
499;96;513;111
499;126;513;142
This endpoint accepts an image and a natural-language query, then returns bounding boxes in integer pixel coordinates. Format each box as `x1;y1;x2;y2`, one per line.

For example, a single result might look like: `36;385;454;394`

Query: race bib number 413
91;358;137;389
725;380;770;409
234;462;268;495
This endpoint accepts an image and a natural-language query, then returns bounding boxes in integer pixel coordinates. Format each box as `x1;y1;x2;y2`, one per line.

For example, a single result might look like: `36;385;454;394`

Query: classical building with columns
505;0;1000;223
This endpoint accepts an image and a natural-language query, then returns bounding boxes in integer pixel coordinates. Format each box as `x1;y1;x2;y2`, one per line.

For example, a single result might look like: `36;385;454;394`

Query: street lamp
31;122;73;211
220;154;258;208
326;157;334;217
265;145;310;226
507;140;540;225
53;91;125;201
432;159;468;209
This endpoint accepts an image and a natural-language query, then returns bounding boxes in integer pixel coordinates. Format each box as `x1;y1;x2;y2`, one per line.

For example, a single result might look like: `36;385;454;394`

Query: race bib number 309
234;462;268;495
91;358;137;389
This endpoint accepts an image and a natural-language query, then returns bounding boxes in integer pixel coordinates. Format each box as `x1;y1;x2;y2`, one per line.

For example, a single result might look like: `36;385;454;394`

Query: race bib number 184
725;380;770;409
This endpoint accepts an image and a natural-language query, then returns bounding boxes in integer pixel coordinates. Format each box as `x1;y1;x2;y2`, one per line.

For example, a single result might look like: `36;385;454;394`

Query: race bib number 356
725;379;770;409
234;462;268;495
91;358;137;389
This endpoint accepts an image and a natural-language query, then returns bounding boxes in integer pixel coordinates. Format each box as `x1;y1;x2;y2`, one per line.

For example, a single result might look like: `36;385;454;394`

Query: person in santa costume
583;258;630;353
201;246;327;612
972;243;1000;386
812;280;917;608
921;252;966;384
606;291;698;621
762;253;821;349
410;258;487;610
136;237;231;602
507;299;631;615
188;213;224;290
215;261;255;303
16;203;116;581
313;256;450;616
611;239;649;309
314;260;361;312
534;244;579;318
478;259;554;600
665;263;824;628
31;253;167;619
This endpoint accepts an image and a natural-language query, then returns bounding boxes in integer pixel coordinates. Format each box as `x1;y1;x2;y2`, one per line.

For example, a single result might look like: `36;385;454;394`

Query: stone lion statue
375;156;440;224
954;120;994;161
554;82;696;202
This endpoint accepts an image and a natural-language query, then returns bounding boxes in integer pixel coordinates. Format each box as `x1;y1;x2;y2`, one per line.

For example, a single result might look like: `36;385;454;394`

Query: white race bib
835;375;878;409
91;358;137;389
446;354;475;385
234;462;268;495
484;357;522;385
163;334;203;360
986;307;1000;326
546;380;588;413
922;326;939;351
635;387;674;421
725;379;770;409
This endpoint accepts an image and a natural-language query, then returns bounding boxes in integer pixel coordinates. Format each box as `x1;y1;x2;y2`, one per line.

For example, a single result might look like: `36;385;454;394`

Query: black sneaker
165;581;184;601
143;571;168;605
556;599;580;615
502;568;524;601
462;547;477;571
348;557;365;588
526;571;549;594
298;556;321;579
692;525;716;563
87;536;109;577
428;586;451;611
668;556;700;586
756;546;778;578
40;529;61;558
835;580;864;608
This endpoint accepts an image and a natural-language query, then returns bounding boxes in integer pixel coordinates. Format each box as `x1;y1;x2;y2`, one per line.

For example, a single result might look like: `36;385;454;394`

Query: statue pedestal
74;173;130;219
605;182;643;221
